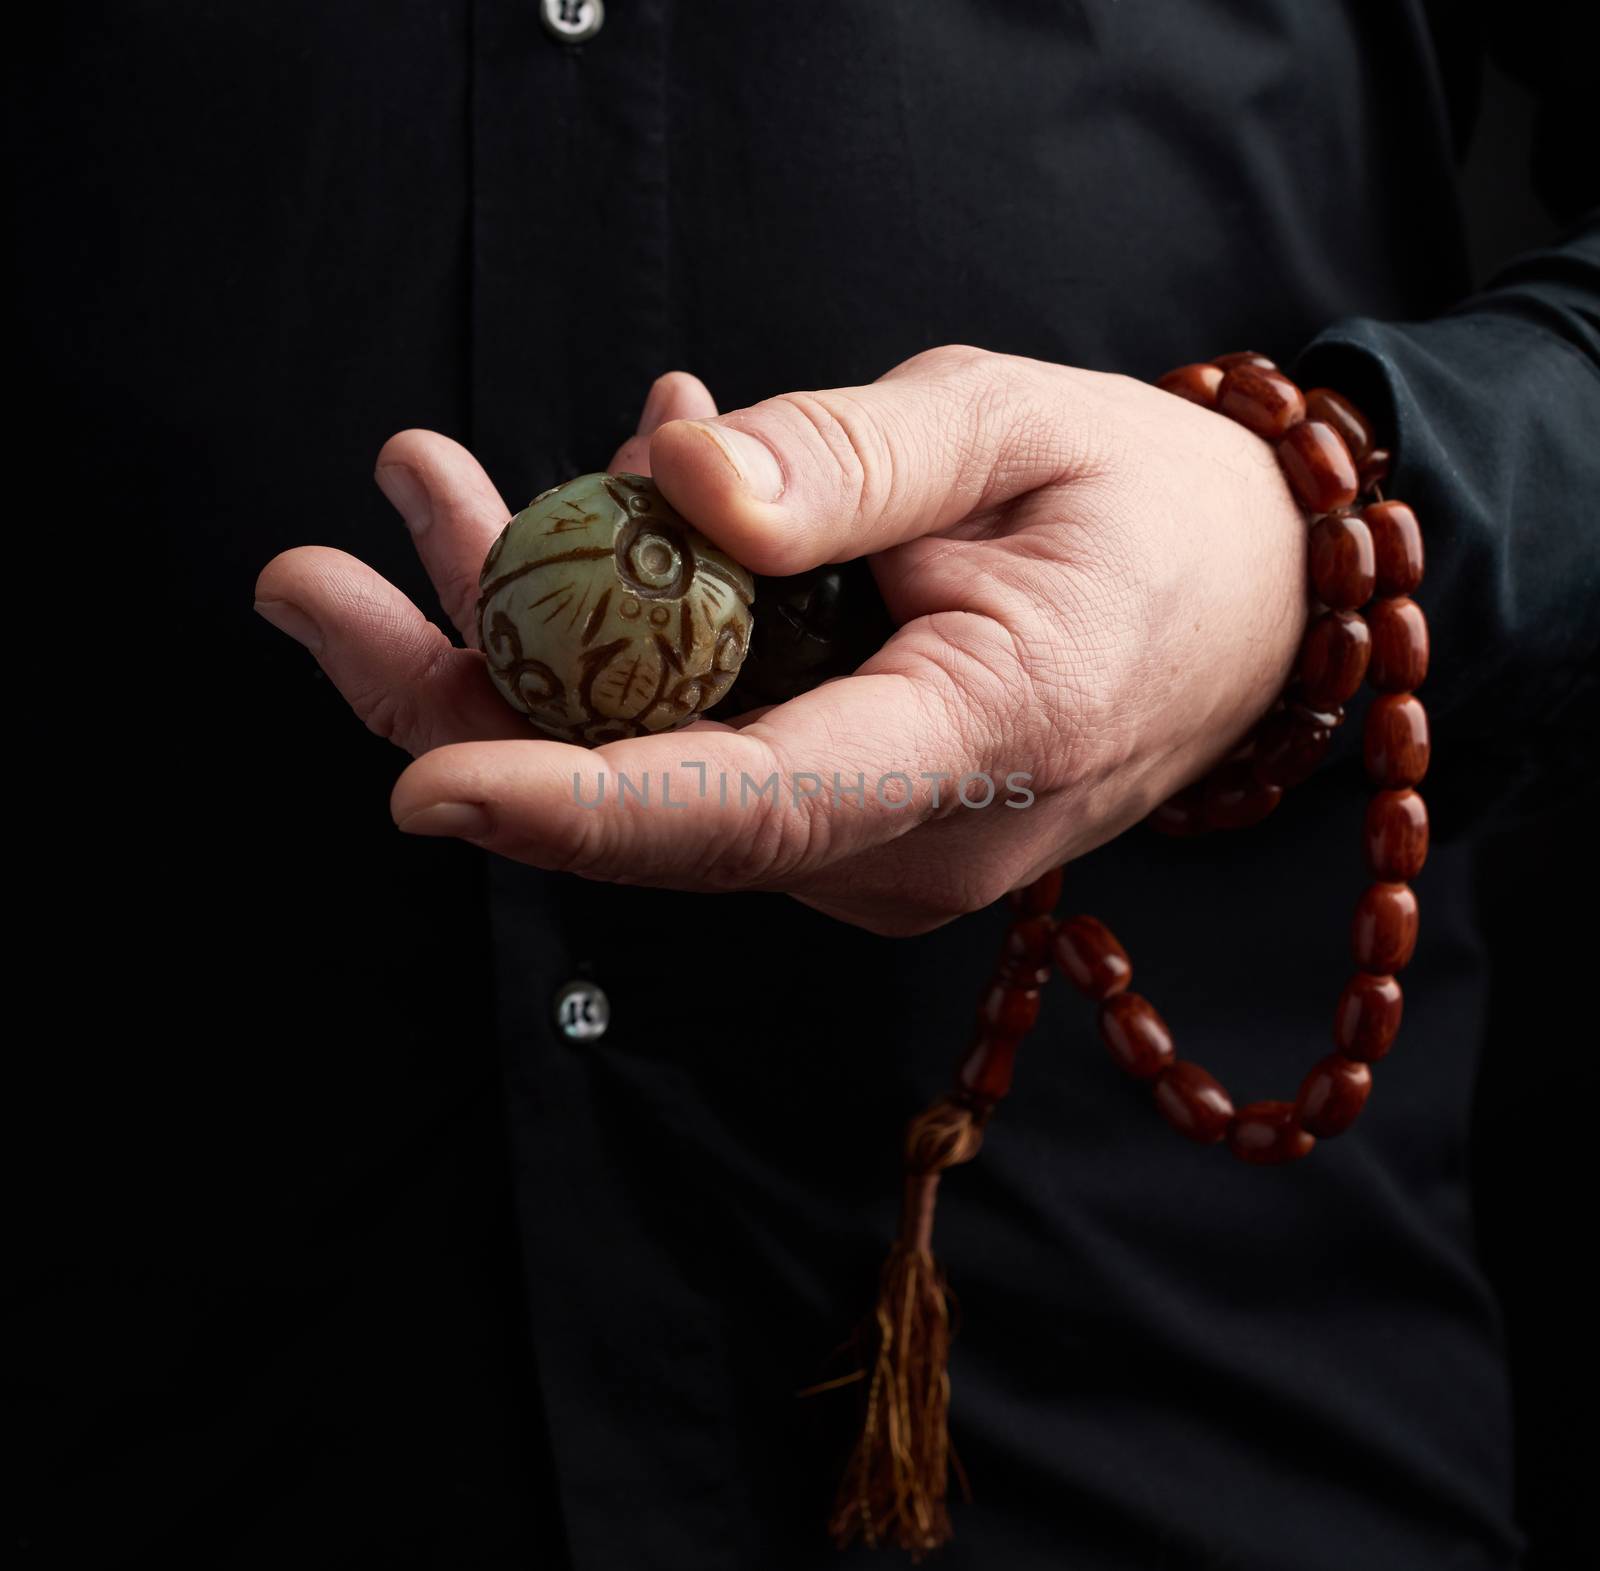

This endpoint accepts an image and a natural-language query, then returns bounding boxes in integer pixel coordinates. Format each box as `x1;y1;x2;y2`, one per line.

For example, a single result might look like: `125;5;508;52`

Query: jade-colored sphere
476;472;755;745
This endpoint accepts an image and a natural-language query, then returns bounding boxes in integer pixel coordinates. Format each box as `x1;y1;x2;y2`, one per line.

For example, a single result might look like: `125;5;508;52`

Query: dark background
1458;57;1592;1569
7;20;1592;1571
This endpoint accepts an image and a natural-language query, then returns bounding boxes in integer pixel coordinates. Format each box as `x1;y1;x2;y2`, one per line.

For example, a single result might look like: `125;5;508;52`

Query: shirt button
554;979;610;1043
540;0;604;44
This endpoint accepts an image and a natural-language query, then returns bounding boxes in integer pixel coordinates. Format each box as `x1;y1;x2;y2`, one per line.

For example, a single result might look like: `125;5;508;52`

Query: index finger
374;429;513;644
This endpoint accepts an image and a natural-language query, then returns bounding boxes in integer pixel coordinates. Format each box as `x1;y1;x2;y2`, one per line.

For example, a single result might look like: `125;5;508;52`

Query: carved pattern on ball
476;472;755;744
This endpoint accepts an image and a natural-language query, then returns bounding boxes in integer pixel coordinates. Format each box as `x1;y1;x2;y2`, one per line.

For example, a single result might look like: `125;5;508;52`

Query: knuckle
896;345;1069;505
895;343;994;382
542;803;613;877
350;642;454;755
353;682;423;751
904;344;1001;451
778;387;894;522
978;358;1096;492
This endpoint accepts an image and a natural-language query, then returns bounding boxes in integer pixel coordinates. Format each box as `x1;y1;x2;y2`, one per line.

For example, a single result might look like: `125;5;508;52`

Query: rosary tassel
827;1096;985;1558
818;891;1053;1553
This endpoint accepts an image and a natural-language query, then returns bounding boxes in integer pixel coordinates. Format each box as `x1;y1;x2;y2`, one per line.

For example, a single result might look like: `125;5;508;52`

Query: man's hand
256;348;1307;935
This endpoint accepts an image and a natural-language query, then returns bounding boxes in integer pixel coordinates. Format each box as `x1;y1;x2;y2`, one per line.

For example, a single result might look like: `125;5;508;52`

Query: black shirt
12;3;1598;1568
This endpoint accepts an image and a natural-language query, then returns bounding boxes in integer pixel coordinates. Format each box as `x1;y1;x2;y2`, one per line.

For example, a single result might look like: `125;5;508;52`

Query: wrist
1149;350;1413;834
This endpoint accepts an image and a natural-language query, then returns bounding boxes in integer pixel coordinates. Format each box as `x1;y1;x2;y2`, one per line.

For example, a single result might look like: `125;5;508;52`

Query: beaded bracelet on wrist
954;350;1431;1162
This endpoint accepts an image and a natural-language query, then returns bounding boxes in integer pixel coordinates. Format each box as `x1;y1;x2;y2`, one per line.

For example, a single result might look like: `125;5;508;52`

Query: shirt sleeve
1289;7;1599;835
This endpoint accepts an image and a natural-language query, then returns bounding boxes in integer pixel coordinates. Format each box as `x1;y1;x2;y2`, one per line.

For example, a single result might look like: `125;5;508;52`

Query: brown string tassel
826;1096;987;1557
817;888;1057;1554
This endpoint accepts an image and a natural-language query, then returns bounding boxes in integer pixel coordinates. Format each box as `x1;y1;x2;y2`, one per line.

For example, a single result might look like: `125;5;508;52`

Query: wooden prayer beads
1365;789;1428;880
1099;993;1175;1081
1300;611;1371;707
1218;364;1304;438
948;352;1431;1166
831;352;1436;1558
1335;974;1404;1062
1279;419;1360;512
1153;1061;1235;1144
1365;501;1425;594
1053;916;1131;999
1308;513;1376;609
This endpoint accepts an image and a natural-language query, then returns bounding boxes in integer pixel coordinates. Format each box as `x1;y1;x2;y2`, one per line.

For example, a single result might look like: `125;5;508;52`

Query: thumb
646;345;1100;575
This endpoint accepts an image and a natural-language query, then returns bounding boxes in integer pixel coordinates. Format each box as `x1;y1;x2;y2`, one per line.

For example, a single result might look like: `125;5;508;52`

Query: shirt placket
471;6;739;1567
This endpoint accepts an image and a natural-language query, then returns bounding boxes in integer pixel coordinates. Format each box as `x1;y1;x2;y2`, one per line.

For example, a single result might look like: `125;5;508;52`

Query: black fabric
10;3;1597;1568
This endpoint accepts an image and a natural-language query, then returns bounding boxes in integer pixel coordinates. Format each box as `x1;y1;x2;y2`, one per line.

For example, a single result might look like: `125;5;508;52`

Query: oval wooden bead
1000;916;1056;987
1304;387;1376;464
1157;363;1225;409
1054;915;1132;1000
1227;1101;1316;1165
1299;610;1372;708
1367;596;1429;691
1218;365;1306;439
959;1032;1020;1105
1251;701;1341;790
1358;447;1392;493
1352;882;1419;973
1334;973;1404;1062
978;979;1042;1039
1147;785;1207;837
1202;759;1283;830
1296;1054;1373;1138
1362;501;1424;595
1364;789;1429;880
1213;350;1276;371
1277;420;1359;513
1099;992;1175;1081
1153;1061;1234;1145
1308;513;1376;610
1364;693;1430;787
1008;866;1062;916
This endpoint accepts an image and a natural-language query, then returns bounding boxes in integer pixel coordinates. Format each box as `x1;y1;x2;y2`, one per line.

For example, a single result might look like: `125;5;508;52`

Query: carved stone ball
476;472;755;745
